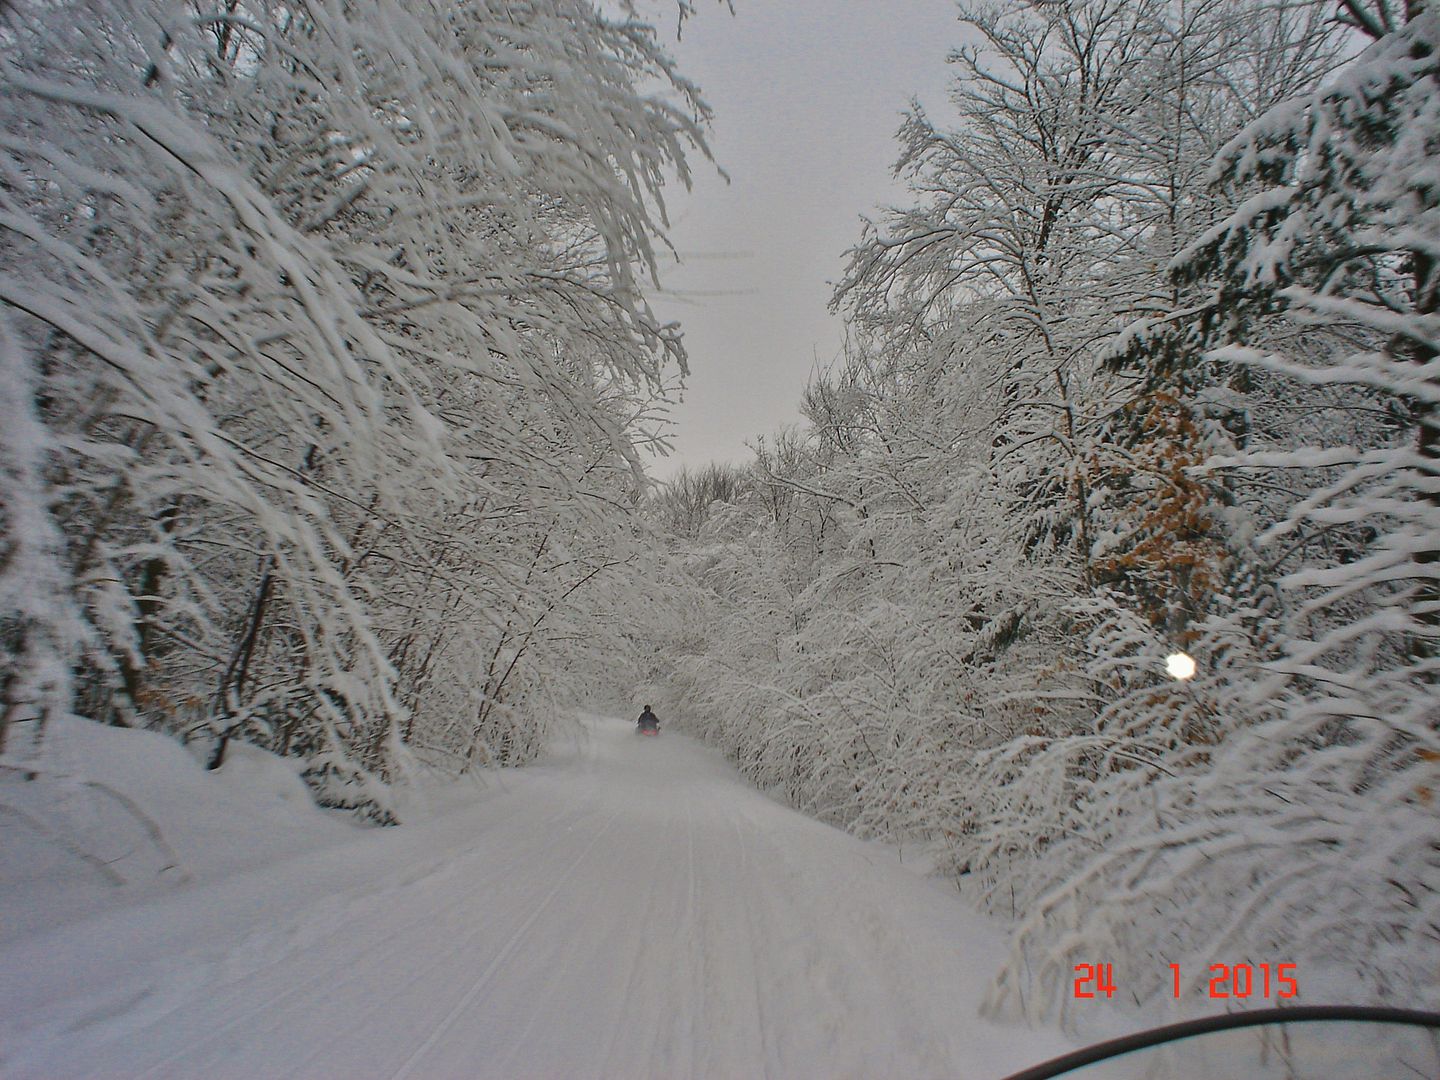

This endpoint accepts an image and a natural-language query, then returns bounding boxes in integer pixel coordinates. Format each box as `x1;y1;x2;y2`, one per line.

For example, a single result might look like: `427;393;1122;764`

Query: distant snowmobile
636;705;660;736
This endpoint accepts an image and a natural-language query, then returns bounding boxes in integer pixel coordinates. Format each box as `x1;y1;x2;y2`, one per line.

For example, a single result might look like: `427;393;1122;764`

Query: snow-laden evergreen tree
0;0;710;815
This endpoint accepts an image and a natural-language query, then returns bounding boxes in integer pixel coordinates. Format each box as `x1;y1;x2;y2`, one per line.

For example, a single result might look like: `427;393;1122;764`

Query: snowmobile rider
637;705;659;733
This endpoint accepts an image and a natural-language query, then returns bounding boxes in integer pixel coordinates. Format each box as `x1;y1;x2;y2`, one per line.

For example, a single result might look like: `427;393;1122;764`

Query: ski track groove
292;794;614;1077
640;841;679;1080
282;788;612;1080
596;845;664;1079
127;879;467;1080
386;803;624;1080
126;796;595;1080
729;802;773;1080
592;781;698;1080
683;796;699;1080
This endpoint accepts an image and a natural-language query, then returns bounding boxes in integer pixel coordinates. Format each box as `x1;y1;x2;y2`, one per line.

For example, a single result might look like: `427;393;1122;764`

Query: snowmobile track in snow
1;715;1097;1080
388;806;624;1080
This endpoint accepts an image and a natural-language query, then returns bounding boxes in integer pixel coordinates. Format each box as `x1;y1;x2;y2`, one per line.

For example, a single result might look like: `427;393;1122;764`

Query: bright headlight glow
1166;651;1197;681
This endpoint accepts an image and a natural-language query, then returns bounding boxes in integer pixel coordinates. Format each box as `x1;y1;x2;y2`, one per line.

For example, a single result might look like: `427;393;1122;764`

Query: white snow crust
2;714;1120;1080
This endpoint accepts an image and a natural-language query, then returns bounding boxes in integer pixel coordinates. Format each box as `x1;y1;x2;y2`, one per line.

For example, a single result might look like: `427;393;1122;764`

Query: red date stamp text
1072;962;1299;1000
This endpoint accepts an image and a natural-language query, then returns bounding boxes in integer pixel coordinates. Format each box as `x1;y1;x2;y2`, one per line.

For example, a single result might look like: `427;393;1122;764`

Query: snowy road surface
2;716;1097;1079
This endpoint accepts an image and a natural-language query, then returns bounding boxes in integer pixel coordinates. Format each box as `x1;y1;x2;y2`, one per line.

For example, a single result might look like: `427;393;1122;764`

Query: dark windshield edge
998;1004;1440;1080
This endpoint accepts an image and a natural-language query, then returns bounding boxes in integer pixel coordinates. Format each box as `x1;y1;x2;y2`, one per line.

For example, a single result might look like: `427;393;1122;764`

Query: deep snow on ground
2;714;1121;1079
2;715;1425;1079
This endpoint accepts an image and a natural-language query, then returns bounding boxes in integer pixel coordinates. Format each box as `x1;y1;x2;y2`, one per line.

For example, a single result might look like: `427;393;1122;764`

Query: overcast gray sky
635;1;966;478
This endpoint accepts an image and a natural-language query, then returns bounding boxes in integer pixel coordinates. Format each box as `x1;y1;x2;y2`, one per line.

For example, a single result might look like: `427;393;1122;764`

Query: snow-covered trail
2;716;1093;1080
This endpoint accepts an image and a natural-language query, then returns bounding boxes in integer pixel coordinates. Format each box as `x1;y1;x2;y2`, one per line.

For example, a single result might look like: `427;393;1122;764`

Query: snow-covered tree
1003;0;1440;1017
0;0;710;814
650;0;1439;1023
